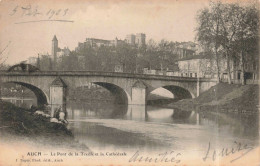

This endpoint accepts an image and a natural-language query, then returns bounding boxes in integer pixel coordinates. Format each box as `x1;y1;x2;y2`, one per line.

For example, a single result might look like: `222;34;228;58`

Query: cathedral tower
52;35;58;69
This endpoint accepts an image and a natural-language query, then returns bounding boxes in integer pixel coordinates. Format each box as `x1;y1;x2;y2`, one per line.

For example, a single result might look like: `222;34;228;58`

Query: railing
0;70;217;82
222;79;259;85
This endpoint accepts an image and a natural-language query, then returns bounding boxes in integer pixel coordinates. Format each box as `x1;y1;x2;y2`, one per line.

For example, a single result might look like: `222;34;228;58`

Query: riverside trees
196;1;259;84
38;39;181;74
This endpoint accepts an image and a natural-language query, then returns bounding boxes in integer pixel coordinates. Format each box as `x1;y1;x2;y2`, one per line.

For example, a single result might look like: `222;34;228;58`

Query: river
66;101;259;157
2;98;258;158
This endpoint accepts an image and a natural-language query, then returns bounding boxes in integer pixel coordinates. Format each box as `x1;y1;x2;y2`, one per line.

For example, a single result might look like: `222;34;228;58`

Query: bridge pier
49;77;67;117
197;78;200;97
131;80;147;105
126;105;148;121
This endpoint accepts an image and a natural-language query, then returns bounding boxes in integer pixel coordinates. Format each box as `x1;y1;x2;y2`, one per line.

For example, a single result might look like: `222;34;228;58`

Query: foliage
38;40;181;73
196;1;259;84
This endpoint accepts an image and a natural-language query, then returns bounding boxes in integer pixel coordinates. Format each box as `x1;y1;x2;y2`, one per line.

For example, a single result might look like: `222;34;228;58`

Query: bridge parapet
0;71;217;82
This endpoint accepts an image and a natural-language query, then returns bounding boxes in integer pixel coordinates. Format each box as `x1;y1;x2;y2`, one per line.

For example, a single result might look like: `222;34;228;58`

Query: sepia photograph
0;0;259;165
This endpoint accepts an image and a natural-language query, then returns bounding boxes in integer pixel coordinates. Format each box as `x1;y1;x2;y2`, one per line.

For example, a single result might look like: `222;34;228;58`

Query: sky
0;0;254;65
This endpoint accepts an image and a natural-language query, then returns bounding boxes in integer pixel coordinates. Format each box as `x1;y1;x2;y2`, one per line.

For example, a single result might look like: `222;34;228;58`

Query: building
125;33;146;47
75;41;89;52
177;54;212;78
229;56;258;82
52;35;58;67
177;48;196;59
176;50;259;82
85;37;125;47
57;47;71;63
110;37;125;47
175;41;204;56
51;35;70;70
57;47;70;57
74;33;146;51
85;38;111;47
51;35;71;67
178;41;197;50
125;34;136;45
75;37;125;51
174;41;218;78
135;33;146;47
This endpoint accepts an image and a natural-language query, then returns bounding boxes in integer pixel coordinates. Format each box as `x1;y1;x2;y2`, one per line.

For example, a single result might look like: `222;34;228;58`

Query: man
54;106;61;119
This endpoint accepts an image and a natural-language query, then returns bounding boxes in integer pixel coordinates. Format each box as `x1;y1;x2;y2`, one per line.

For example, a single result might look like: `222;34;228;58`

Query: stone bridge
0;71;217;116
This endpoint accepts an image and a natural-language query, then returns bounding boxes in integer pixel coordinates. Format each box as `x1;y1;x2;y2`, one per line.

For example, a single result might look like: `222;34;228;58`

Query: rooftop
52;35;58;41
177;52;213;61
51;77;67;87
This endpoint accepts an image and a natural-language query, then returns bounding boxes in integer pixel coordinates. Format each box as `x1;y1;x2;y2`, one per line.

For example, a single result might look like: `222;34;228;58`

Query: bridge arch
163;85;194;99
1;81;49;107
92;82;130;105
148;85;195;101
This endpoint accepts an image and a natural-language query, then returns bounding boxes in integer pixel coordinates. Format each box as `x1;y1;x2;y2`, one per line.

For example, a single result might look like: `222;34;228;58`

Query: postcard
0;0;259;165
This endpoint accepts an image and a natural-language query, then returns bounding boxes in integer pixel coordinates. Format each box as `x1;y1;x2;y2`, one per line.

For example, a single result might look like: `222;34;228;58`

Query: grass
0;100;89;150
168;83;259;113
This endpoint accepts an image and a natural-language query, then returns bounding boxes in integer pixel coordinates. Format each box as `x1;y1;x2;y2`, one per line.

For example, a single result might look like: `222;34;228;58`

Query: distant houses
142;41;258;82
125;33;146;47
75;33;146;52
24;34;258;83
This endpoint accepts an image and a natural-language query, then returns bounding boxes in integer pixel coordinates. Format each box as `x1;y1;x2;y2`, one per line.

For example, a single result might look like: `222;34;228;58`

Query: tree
0;41;11;70
219;3;243;84
196;2;224;83
196;1;259;84
217;3;259;85
36;54;40;69
38;55;52;71
145;39;160;70
158;40;170;71
231;4;259;85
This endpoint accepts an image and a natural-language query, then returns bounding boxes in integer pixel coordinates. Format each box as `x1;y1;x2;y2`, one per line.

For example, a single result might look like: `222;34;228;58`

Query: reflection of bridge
0;70;217;116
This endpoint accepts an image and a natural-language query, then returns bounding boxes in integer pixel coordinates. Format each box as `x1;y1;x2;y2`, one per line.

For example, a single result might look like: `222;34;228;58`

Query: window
190;73;193;77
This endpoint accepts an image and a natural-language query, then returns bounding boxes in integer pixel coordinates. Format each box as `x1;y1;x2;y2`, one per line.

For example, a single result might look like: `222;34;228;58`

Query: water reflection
1;97;37;109
67;101;258;153
3;98;258;153
4;98;258;143
67;101;259;135
67;102;210;125
67;101;128;119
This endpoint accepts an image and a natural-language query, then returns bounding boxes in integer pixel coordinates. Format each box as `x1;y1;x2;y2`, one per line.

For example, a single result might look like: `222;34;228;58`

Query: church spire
52;35;58;41
52;35;58;70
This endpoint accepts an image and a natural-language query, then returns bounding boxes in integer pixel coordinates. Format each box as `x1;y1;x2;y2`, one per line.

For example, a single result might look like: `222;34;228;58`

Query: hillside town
24;32;258;85
0;1;259;165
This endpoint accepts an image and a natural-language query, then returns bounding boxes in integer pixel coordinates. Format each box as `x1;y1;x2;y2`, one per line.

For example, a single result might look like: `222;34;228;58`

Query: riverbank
0;100;89;150
168;83;259;113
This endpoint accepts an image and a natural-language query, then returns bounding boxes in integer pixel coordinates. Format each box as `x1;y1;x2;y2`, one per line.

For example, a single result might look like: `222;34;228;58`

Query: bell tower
52;35;58;70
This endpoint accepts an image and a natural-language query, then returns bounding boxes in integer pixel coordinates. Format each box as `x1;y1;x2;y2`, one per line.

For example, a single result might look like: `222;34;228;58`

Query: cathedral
51;35;71;69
